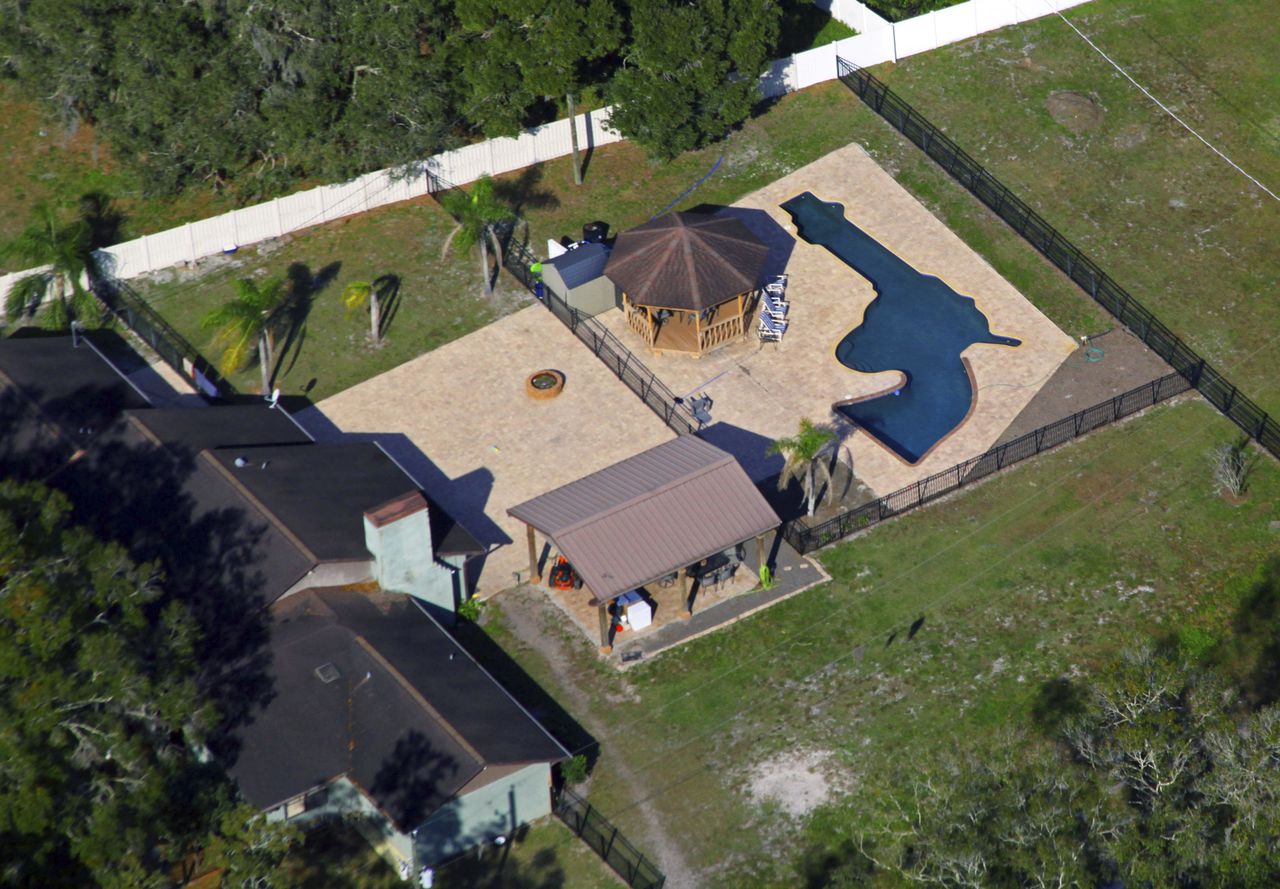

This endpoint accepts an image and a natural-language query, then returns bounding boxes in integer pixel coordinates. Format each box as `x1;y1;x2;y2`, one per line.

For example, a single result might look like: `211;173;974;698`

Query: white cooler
618;591;652;630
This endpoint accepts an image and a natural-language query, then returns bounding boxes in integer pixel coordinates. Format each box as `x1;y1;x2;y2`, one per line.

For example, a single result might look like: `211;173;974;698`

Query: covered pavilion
508;435;780;652
605;211;769;356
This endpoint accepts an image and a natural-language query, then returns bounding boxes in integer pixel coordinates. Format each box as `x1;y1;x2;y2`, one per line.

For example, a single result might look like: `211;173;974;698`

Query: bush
559;754;589;785
457;596;485;622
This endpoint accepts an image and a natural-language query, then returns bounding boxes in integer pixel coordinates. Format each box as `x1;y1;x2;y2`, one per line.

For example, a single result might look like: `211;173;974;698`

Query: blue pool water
781;192;1020;464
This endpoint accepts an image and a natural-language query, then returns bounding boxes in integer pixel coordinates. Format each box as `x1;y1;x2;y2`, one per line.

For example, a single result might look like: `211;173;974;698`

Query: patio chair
687;393;713;426
761;292;789;319
757;312;788;342
752;313;783;340
764;274;788;297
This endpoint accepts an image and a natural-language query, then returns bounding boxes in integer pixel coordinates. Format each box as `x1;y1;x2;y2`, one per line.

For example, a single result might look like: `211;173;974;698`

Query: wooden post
694;310;702;354
756;534;767;570
736;292;744;338
597;602;612;653
527;524;541;584
680;567;692;619
646;304;655;346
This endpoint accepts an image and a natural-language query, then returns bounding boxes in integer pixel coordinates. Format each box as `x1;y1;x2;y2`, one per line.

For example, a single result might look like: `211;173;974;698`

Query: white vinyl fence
0;0;1091;303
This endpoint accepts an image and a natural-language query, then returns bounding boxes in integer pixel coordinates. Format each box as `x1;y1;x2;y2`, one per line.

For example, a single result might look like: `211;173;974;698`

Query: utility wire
1045;2;1279;202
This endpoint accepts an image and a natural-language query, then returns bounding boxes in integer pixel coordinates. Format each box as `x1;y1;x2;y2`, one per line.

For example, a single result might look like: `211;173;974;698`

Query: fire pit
526;369;565;400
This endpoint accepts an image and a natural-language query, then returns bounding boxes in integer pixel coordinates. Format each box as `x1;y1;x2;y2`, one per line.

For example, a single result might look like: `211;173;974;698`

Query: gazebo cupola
605;211;768;356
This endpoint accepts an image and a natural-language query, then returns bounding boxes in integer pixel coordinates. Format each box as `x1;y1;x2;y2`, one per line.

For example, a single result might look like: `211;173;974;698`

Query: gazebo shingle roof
604;212;768;312
507;436;780;602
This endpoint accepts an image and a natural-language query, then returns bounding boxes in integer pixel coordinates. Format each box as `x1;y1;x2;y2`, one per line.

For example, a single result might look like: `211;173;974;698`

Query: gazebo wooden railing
699;312;743;352
623;294;657;347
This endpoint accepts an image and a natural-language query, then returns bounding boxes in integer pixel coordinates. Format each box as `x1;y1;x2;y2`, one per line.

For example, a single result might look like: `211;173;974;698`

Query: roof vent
314;663;340;684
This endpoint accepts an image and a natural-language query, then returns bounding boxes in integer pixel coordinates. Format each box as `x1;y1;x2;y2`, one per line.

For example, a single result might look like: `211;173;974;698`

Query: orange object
549;556;578;590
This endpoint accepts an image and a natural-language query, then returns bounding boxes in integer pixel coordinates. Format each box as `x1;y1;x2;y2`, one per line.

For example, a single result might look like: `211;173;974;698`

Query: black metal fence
786;371;1191;553
554;788;666;889
501;235;699;436
91;272;236;399
836;58;1279;460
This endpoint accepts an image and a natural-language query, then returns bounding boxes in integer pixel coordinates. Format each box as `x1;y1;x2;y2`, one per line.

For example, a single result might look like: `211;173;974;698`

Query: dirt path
494;586;700;888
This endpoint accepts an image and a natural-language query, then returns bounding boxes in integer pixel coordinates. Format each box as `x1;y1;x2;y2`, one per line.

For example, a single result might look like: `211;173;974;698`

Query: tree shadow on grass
1030;676;1088;737
273;261;342;386
493;165;560;218
374;274;402;340
1224;555;1280;708
79;191;128;249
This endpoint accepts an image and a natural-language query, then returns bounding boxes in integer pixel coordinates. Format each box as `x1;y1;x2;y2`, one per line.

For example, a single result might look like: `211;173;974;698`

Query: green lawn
483;398;1280;886
867;0;1280;412
127;196;525;400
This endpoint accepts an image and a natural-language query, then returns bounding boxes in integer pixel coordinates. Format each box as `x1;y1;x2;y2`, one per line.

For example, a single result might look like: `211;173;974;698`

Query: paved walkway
301;304;674;597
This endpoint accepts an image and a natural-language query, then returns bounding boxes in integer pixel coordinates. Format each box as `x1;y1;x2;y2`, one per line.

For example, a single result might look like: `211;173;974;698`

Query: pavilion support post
598;602;612;653
526;524;541;585
756;534;767;572
736;292;744;338
681;566;693;619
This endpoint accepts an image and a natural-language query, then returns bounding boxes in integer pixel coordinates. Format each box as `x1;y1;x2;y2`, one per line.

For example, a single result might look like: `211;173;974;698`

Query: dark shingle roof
206;443;421;562
508;436;779;602
228;590;565;828
126;405;312;452
604;212;768;311
0;333;149;473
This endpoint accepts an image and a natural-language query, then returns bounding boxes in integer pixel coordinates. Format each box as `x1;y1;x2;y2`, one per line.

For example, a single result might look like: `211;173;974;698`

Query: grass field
480;397;1280;886
127;197;525;399
868;0;1280;411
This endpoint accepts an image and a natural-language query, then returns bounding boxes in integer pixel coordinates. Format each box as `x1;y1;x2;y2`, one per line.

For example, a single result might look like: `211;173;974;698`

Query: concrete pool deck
596;142;1077;496
301;304;675;597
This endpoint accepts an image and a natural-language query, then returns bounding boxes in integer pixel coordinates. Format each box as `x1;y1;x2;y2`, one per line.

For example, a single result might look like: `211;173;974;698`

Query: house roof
546;242;611;290
603;212;768;312
125;405;313;451
205;442;427;563
228;589;566;829
0;332;150;474
508;435;780;602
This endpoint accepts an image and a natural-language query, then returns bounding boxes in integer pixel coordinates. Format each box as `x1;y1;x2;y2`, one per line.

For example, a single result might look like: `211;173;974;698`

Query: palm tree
340;280;380;345
768;419;844;517
201;277;289;393
3;202;101;329
440;175;515;296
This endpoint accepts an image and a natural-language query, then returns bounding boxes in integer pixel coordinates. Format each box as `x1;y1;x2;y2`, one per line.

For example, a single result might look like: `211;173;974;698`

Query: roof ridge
352;635;487;765
553;443;734;537
199;449;321;564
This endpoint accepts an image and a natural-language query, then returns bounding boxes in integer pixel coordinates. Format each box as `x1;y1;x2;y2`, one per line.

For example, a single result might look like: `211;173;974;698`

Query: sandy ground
748;749;839;818
302;304;674;597
596;142;1077;496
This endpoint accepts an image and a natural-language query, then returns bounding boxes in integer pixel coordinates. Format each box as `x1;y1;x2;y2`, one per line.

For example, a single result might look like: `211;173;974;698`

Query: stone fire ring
526;369;565;400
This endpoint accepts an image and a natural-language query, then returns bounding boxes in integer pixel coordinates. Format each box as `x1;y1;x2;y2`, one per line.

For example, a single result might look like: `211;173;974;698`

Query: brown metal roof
603;212;769;312
507;436;779;602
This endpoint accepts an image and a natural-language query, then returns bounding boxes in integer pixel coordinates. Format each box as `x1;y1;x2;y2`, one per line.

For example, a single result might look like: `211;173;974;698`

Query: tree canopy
0;0;803;199
844;644;1280;888
0;479;293;886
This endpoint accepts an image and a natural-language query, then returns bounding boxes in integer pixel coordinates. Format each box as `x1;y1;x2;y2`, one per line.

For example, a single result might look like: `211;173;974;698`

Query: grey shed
542;242;619;316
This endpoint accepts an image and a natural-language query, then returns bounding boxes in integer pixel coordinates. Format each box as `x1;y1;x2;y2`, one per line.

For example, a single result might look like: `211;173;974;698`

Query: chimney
363;492;459;621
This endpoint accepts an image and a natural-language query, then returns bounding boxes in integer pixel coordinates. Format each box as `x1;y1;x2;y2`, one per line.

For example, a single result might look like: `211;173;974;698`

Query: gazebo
605;212;769;356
